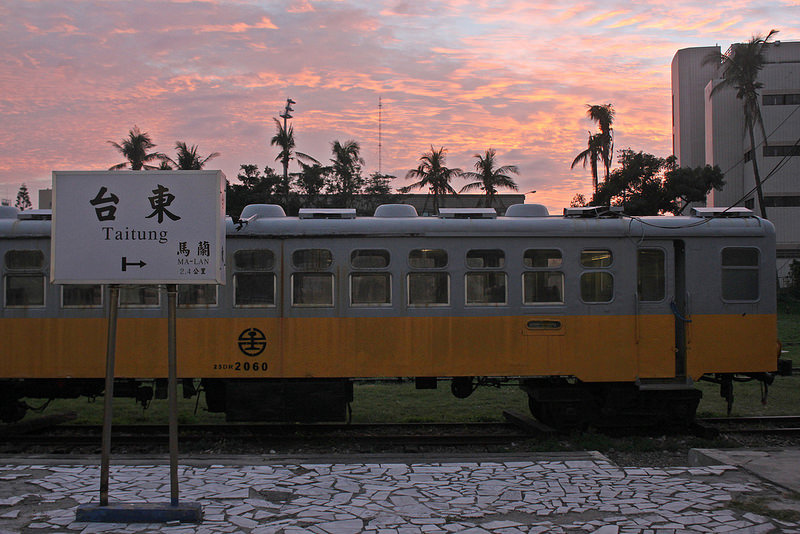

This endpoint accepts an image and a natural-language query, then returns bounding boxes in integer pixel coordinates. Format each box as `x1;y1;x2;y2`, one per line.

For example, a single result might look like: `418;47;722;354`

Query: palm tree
704;29;778;219
459;149;519;207
586;104;615;181
108;126;165;170
571;132;603;194
270;117;316;203
400;146;462;213
163;141;220;170
328;140;364;206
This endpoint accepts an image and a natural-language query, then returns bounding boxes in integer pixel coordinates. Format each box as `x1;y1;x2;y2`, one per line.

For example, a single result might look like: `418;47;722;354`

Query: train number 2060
213;361;269;371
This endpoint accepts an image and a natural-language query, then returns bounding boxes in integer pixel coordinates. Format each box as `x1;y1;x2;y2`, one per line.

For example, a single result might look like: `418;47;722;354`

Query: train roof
0;204;775;240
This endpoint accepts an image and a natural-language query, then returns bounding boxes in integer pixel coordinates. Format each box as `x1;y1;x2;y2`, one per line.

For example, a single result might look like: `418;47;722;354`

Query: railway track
695;416;800;436
0;420;540;451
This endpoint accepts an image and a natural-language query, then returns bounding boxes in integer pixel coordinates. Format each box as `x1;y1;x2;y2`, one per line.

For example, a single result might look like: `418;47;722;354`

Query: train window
234;249;274;270
5;250;44;270
466;250;504;268
581;249;612;268
350;273;391;306
234;273;276;307
62;285;102;307
5;275;45;307
523;272;564;304
523;249;562;268
466;272;507;305
178;284;217;307
292;249;332;270
580;272;614;302
119;285;160;307
409;249;447;268
408;273;449;306
292;273;334;306
637;249;665;302
722;247;759;301
351;250;390;269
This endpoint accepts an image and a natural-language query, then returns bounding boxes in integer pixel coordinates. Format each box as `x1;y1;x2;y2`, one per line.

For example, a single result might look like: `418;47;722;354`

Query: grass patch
729;495;800;523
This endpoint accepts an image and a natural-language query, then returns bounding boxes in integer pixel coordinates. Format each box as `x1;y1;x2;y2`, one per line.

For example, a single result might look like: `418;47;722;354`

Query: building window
466;249;504;268
119;286;160;307
178;284;217;307
524;249;562;268
292;249;332;270
763;145;800;157
581;249;612;268
4;250;45;307
292;273;334;307
764;196;800;208
351;249;390;268
466;272;506;305
722;247;759;301
637;249;665;302
62;285;102;307
763;93;800;106
234;249;276;308
523;249;563;304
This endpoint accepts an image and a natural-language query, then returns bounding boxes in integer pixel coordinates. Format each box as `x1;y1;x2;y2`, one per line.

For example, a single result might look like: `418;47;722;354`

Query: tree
163;141;220;170
15;184;31;211
294;162;330;207
570;193;587;207
360;172;396;214
586;104;615;182
704;29;778;219
270;117;295;202
225;164;282;217
400;146;462;213
108;126;165;170
327;140;364;207
571;132;602;194
459;149;519;207
591;149;724;215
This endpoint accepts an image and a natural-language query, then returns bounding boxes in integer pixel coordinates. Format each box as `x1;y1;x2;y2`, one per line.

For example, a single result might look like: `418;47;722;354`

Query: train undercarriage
0;371;785;429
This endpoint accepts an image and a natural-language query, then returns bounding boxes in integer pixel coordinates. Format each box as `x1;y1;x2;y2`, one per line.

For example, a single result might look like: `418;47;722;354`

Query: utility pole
279;98;295;203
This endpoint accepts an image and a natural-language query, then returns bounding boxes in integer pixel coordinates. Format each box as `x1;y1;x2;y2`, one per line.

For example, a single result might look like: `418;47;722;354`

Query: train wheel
0;400;27;423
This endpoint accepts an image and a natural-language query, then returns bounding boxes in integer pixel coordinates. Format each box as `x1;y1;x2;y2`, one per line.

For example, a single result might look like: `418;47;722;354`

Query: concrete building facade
672;39;800;284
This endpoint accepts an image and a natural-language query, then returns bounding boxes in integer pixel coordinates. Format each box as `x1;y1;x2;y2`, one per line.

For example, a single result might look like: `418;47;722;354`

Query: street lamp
279;98;295;202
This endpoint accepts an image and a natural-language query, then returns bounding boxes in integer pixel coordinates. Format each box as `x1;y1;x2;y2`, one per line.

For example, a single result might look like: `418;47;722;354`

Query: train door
635;241;680;379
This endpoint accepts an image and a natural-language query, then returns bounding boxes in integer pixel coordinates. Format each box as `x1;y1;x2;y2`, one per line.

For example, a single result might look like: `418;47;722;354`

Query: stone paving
0;454;798;533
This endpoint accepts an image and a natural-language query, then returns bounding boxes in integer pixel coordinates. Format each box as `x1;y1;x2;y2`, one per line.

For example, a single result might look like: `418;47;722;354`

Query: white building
672;39;800;284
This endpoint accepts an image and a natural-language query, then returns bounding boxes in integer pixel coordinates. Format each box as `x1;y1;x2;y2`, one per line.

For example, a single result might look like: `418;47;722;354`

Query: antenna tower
378;96;382;175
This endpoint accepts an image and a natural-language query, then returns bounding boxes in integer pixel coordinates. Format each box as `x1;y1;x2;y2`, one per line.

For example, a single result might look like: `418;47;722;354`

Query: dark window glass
523;249;562;268
466;249;504;268
466;272;506;305
5;250;44;270
409;249;447;268
292;273;334;306
292;249;332;270
178;284;217;306
351;273;391;305
5;275;44;306
234;249;274;270
523;272;564;304
581;249;612;268
638;249;665;301
235;273;275;307
580;272;614;302
722;247;759;301
351;250;390;269
408;272;449;306
63;285;102;307
120;286;160;307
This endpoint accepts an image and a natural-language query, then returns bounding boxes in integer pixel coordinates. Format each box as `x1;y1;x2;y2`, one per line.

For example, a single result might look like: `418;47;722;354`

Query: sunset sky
1;1;797;212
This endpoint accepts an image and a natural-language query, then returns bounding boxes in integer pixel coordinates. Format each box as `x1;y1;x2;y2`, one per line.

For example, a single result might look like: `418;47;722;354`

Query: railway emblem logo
238;328;267;357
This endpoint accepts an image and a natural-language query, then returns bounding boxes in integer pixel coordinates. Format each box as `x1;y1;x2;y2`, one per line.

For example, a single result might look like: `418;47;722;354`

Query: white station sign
51;170;226;284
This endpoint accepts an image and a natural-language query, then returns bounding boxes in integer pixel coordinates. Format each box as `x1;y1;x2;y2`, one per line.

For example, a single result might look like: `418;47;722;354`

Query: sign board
51;170;225;284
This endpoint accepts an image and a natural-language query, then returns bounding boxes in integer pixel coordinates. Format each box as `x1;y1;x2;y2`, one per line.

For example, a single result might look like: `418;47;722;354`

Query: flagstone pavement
0;452;798;533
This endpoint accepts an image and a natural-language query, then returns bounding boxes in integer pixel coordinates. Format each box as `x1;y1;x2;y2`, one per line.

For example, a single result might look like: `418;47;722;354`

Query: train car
0;203;788;428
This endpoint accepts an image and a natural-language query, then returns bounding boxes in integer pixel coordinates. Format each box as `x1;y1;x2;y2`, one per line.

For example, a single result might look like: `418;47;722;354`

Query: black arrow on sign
121;257;147;271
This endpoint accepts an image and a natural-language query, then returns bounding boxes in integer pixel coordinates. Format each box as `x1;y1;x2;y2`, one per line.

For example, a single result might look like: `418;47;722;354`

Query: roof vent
505;204;549;217
438;208;497;219
563;206;622;218
0;206;19;219
374;204;418;218
298;208;356;219
240;204;286;219
691;207;753;218
17;209;51;220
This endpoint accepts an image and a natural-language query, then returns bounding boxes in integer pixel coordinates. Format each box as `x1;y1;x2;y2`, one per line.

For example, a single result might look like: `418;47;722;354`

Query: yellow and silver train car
0;203;788;427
